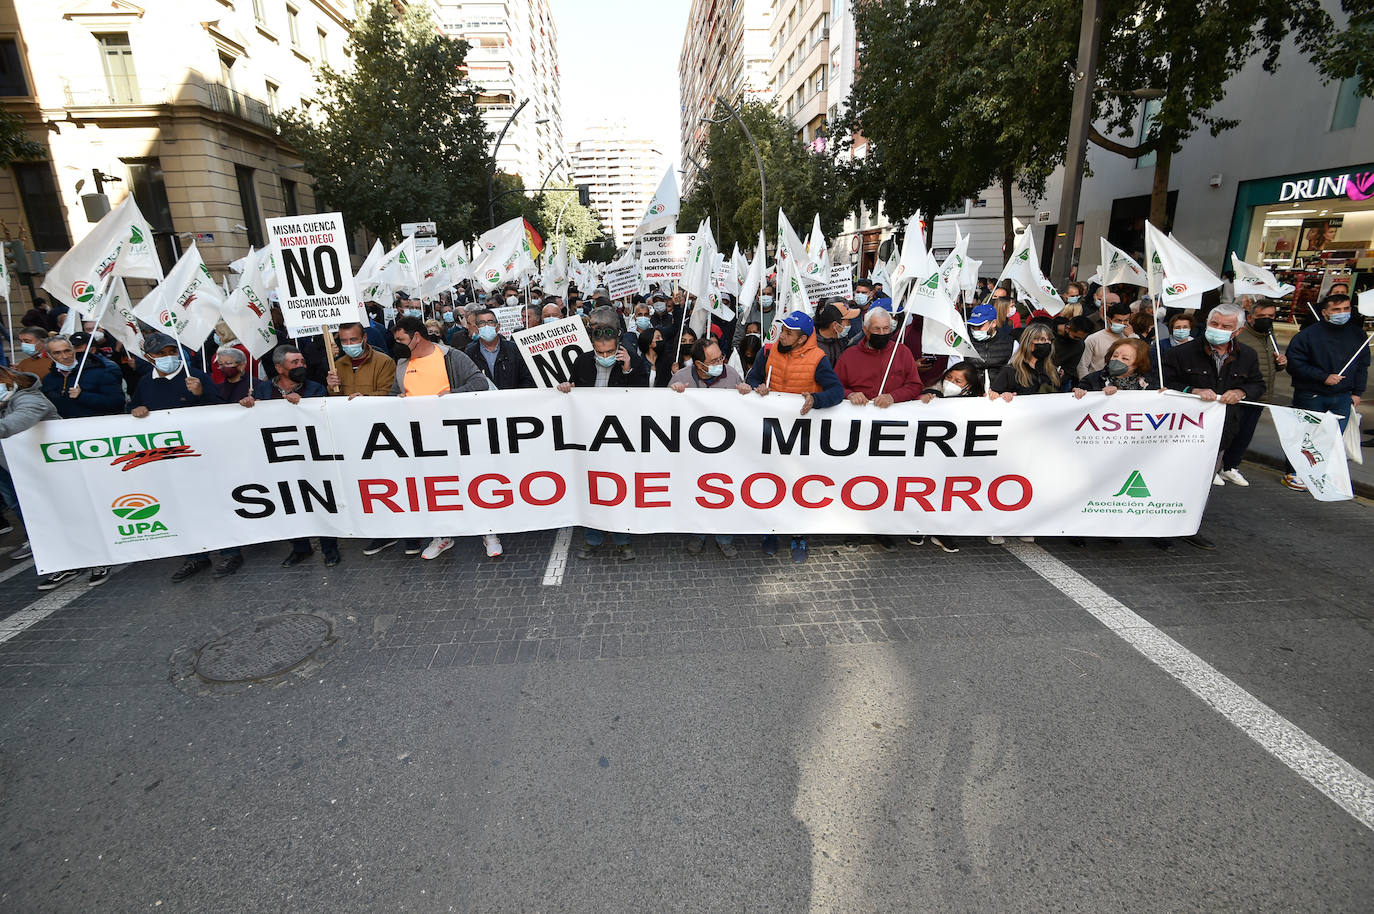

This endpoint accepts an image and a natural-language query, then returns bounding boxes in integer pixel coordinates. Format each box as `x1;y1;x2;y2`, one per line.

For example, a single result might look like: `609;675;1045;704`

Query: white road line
0;566;126;645
542;527;573;586
1007;541;1374;832
0;557;34;585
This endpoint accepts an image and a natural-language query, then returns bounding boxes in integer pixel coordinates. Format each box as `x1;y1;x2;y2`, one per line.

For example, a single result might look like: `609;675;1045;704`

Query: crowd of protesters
0;254;1368;584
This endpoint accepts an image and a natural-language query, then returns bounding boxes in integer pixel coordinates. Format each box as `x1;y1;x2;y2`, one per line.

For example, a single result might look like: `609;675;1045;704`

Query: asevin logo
111;493;174;542
41;431;189;463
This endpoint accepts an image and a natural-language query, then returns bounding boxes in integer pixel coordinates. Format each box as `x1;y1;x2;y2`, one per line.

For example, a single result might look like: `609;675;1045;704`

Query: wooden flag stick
321;325;340;393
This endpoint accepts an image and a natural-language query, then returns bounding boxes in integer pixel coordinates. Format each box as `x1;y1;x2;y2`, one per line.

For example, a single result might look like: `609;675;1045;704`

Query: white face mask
940;379;965;397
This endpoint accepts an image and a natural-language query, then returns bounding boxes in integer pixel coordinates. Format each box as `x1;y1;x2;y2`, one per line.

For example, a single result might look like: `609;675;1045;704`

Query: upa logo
1112;470;1151;498
71;280;97;303
943;328;966;348
1164;283;1188;296
648;202;665;216
111;493;175;543
484;268;500;283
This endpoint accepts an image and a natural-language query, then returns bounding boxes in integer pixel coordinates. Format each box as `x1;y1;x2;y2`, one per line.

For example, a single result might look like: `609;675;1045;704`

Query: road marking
0;566;126;645
541;527;573;586
0;557;35;585
1007;541;1374;832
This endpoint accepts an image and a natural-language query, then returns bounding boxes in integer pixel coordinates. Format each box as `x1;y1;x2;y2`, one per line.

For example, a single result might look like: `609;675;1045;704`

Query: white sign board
401;220;439;251
640;234;695;282
803;264;855;306
265;212;364;336
605;263;638;300
512;315;593;388
493;305;524;339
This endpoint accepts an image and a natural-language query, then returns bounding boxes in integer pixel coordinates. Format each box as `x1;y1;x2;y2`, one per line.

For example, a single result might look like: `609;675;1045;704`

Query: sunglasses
590;327;619;341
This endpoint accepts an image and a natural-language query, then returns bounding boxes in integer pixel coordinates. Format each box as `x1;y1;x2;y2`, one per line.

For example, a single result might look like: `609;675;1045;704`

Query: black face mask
287;366;308;385
1031;342;1053;360
776;341;796;354
1251;317;1273;334
867;332;891;350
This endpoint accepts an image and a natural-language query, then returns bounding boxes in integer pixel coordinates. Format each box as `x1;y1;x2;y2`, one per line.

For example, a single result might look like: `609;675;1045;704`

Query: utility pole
1049;0;1102;290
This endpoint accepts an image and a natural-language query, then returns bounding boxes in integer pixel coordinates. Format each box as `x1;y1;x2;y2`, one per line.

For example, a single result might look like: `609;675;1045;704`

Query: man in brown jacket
326;322;396;398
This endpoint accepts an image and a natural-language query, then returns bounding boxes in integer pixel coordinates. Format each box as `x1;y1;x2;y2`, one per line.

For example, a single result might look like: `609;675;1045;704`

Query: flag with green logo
43;194;163;318
131;241;223;348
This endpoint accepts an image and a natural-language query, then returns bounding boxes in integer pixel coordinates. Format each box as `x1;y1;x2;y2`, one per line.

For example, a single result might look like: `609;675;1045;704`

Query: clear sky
552;0;689;171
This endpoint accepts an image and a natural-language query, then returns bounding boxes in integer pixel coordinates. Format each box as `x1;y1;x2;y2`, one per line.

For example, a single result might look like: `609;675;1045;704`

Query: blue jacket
1285;320;1370;396
128;366;220;412
465;337;534;390
262;378;328;400
42;355;126;418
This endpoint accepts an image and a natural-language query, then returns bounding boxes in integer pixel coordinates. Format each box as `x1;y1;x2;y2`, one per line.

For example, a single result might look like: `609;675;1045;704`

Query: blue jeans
584;528;630;547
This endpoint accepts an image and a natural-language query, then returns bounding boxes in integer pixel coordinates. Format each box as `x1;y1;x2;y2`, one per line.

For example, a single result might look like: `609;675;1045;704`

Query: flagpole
1336;332;1374;378
70;271;118;387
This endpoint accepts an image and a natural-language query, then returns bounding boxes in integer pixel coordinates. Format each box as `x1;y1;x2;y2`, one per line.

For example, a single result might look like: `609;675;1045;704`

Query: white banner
266;212;364;336
640;234;694;282
604;263;638;300
803;264;855;306
3;391;1225;573
513;316;592;388
493;305;523;339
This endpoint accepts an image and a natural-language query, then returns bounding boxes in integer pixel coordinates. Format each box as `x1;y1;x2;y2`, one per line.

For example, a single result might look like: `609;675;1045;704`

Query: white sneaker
10;540;32;560
420;537;454;560
1219;468;1249;487
1212;473;1226;486
483;534;503;558
987;535;1005;544
1018;536;1035;543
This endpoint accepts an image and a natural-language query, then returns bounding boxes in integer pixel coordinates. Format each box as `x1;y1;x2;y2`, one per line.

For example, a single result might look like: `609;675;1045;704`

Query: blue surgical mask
212;332;222;345
155;355;182;375
405;308;422;319
1204;326;1233;345
1328;311;1352;326
20;342;37;356
443;312;455;323
1110;322;1127;334
652;303;666;314
971;328;990;341
759;295;774;309
543;316;559;324
0;384;14;402
594;354;617;368
1066;295;1080;304
54;359;76;372
705;363;724;378
1172;327;1191;341
854;292;869;306
477;325;498;342
342;343;365;358
635;316;652;331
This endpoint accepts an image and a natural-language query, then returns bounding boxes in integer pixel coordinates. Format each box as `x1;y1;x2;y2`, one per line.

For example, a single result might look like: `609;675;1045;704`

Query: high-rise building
678;0;772;191
439;0;564;190
0;0;369;319
768;0;834;149
570;125;666;251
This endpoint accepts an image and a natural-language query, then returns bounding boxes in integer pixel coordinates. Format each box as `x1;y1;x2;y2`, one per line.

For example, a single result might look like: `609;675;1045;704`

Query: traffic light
577;183;590;207
4;240;28;276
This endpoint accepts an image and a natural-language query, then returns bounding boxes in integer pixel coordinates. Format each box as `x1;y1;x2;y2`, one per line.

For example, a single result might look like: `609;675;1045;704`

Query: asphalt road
0;459;1371;913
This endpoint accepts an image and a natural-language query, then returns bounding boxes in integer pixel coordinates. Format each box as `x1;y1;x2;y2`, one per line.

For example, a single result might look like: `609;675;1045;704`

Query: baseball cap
144;332;178;353
969;304;997;326
69;331;92;348
780;311;814;335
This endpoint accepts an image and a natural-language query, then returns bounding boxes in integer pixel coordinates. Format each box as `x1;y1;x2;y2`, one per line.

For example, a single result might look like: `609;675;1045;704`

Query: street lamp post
1048;0;1102;290
702;97;766;244
487;98;529;229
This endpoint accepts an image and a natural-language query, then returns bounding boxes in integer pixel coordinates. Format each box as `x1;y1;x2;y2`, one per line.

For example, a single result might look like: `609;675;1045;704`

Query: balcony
206;83;274;130
61;77;275;132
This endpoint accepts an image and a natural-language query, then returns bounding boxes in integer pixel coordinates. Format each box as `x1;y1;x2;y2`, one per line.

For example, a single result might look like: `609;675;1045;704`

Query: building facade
767;0;832;150
439;0;564;190
570;124;665;251
678;0;771;191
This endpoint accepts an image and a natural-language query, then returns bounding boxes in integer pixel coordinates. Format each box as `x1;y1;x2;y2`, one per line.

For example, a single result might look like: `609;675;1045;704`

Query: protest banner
4;391;1226;573
266;212;363;336
512;316;593;388
803;264;854;306
605;263;638;300
401;220;438;252
640;234;695;282
494;305;524;338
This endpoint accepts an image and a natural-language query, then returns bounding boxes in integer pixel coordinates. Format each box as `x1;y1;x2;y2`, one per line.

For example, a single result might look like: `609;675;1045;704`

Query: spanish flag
522;219;544;258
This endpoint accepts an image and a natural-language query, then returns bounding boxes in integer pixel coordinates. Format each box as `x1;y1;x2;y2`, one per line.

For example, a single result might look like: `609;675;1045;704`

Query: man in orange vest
738;311;844;563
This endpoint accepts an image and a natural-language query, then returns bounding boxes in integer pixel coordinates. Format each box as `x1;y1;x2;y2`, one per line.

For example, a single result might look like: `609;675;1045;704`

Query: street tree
679;100;850;252
532;193;606;262
0;109;44;169
276;0;491;244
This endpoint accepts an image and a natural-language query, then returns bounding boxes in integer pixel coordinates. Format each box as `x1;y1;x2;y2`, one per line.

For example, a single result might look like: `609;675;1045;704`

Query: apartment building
439;0;564;189
570;124;665;250
678;0;771;191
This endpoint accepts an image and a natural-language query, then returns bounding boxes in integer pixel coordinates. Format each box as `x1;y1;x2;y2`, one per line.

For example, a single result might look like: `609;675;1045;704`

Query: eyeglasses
590;327;619;341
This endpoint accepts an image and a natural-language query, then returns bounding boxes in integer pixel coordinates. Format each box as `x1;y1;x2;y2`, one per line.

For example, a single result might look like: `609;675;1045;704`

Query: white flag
891;212;935;293
132;241;223;348
1270;405;1353;501
1229;252;1295;299
354;239;389;306
220;246;278;359
95;276;146;361
417;245;452;299
728;244;748;295
920;315;980;361
43;194;163;318
738;233;766;311
803;214;828;280
541;237;569;300
938;232;970;300
771;248;810;342
0;247;11;304
635;167;680;237
777;209;816;278
871;244;900;294
1100;238;1150;288
1144;222;1221;309
682;219;717;300
995;229;1065;314
378;236;420;290
447;241;472;286
471;218;526;292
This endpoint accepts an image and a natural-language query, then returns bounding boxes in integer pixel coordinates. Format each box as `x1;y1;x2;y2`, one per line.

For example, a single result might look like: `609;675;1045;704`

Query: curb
1244;448;1374;500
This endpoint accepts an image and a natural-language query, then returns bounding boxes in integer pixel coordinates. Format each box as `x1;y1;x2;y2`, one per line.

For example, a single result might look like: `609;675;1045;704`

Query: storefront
1227;163;1374;319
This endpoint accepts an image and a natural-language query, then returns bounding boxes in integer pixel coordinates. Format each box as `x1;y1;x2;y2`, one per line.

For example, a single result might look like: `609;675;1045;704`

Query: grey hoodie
0;371;58;468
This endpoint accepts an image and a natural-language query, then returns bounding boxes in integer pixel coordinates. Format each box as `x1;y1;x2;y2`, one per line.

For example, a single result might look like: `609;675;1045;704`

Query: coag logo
943;328;965;348
158;308;176;327
41;431;194;464
112;493;160;521
1112;470;1151;498
648;202;665;215
923;272;940;290
111;493;174;542
1164;283;1187;296
72;280;97;303
485;268;500;282
398;252;409;265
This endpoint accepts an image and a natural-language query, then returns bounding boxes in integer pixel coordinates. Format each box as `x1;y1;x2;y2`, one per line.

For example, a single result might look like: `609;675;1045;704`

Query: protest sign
494;305;524;338
605;263;638;300
5;391;1226;573
640;234;695;282
803;264;854;305
512;316;592;388
265;212;363;336
401;220;438;252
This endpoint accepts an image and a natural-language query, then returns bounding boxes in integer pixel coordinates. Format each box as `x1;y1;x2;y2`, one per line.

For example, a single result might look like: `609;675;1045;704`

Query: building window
251;0;269;26
12;162;70;251
96;33;139;105
317;28;328;63
125;159;179;273
0;38;29;96
235;165;264;248
280;177;298;216
266;80;280;114
1331;76;1361;131
1135;98;1162;169
286;5;300;47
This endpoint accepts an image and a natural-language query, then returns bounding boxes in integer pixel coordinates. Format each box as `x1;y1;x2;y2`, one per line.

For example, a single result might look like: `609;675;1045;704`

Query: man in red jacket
835;306;924;407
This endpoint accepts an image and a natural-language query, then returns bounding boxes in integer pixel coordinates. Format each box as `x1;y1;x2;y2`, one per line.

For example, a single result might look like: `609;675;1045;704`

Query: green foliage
531;192;606;261
0;109;44;168
1302;2;1374;97
276;0;492;244
679;100;850;252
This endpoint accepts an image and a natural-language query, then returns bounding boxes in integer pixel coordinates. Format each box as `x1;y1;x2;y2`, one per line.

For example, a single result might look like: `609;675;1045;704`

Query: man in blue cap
967;303;1015;372
739;310;844;563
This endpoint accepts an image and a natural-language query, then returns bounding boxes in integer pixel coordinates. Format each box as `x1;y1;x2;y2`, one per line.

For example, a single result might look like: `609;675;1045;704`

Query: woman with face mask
990;324;1061;399
638;329;673;388
1060;281;1087;318
1160;313;1195;353
918;361;986;403
1073;339;1158;397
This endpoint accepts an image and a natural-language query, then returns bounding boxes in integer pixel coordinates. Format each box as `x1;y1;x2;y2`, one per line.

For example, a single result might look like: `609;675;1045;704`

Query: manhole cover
195;613;332;683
